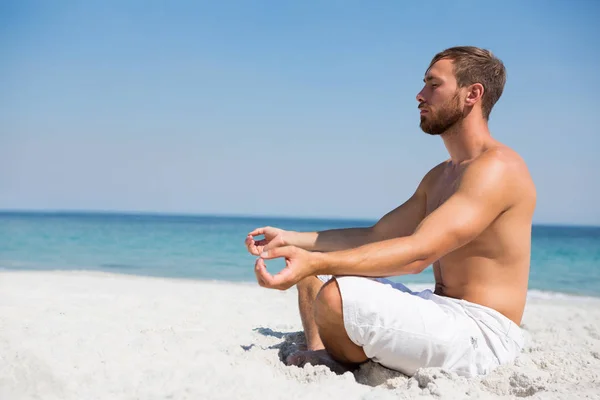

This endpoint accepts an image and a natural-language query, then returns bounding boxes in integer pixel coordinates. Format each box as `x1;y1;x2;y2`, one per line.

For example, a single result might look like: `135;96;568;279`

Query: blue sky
1;0;599;225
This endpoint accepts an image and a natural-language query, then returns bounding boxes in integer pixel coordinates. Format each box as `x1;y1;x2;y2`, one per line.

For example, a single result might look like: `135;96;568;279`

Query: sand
1;271;599;400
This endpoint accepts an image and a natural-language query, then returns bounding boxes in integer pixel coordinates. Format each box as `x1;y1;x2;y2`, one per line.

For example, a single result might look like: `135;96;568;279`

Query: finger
267;267;294;291
245;235;257;247
255;258;274;288
254;258;267;287
260;246;293;260
256;257;294;290
261;267;296;290
248;227;267;237
246;237;260;256
248;241;260;255
261;238;281;253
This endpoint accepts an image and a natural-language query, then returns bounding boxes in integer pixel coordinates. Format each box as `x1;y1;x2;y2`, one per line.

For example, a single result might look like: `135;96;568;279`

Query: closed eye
423;76;441;87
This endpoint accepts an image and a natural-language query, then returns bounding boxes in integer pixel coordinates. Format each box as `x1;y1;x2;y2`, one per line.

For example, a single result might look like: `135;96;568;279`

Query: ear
465;83;484;107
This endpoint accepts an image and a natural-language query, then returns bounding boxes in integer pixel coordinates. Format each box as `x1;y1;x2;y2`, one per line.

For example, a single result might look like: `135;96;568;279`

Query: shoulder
463;145;536;204
471;146;531;182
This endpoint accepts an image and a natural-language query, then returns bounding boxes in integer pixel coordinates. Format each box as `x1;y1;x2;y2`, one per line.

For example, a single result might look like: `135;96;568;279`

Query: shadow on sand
243;327;405;386
247;327;307;365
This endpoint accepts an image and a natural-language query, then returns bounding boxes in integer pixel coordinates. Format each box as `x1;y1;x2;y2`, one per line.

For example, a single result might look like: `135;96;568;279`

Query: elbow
413;258;433;274
406;235;437;274
403;258;431;275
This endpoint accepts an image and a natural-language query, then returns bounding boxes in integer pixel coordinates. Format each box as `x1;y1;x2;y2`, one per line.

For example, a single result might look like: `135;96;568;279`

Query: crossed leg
286;276;368;373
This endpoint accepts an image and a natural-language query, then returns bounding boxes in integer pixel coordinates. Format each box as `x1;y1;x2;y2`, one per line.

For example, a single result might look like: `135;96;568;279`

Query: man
245;46;536;378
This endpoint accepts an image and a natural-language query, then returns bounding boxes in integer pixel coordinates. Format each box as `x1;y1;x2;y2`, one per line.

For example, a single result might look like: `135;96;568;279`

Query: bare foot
285;349;353;375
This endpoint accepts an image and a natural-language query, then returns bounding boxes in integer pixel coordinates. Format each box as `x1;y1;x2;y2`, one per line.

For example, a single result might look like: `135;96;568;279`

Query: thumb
260;246;294;260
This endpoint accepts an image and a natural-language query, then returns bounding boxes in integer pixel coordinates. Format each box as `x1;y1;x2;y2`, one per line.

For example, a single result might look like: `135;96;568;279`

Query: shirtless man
245;46;536;377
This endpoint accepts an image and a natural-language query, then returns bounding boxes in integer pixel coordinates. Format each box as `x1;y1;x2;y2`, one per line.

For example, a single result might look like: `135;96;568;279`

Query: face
416;59;465;136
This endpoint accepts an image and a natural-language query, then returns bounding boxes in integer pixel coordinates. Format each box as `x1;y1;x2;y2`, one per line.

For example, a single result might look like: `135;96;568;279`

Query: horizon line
0;208;599;229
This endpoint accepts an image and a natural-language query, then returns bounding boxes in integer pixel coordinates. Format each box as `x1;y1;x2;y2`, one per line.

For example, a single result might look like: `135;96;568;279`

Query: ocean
1;211;599;298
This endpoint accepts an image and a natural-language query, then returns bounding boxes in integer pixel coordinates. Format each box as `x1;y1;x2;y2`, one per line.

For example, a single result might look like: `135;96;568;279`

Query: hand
245;226;288;256
254;246;319;290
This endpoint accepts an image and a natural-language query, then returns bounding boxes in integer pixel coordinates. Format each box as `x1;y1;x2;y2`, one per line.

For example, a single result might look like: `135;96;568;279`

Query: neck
441;115;493;164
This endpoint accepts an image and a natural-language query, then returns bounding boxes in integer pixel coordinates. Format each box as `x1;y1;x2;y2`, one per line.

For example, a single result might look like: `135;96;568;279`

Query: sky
1;0;599;225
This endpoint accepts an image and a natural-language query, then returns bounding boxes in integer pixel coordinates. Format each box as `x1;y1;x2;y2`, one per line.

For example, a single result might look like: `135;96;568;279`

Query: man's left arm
316;153;514;278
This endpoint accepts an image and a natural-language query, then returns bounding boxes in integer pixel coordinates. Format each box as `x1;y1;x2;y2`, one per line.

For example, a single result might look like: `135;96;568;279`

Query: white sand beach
1;271;599;400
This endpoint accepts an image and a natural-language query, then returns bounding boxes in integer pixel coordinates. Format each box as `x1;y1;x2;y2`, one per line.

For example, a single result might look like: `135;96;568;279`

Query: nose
416;87;425;104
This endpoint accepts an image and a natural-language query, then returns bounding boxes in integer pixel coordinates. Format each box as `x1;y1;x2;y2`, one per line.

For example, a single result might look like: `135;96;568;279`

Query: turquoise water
1;212;599;297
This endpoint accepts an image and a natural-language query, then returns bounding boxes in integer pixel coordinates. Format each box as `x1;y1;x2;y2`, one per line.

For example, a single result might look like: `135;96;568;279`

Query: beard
419;91;464;136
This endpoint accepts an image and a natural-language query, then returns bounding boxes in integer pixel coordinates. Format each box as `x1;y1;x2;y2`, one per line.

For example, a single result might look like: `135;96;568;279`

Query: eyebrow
423;76;438;83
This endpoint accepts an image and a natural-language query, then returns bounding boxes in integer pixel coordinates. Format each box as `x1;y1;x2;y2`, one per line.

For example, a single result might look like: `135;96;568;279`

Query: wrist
281;230;295;247
311;251;330;275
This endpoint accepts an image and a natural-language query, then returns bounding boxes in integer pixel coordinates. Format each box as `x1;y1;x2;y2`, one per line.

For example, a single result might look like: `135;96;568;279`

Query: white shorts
317;275;525;378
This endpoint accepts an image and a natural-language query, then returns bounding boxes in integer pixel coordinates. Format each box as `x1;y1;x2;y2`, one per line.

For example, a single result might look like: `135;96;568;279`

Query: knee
296;276;324;297
314;279;343;327
296;276;313;291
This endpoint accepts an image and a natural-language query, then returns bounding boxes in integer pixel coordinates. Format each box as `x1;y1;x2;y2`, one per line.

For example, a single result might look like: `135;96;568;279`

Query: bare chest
425;169;464;216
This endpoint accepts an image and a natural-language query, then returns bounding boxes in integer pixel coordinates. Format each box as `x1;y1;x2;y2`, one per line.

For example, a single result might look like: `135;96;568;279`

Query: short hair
428;46;506;120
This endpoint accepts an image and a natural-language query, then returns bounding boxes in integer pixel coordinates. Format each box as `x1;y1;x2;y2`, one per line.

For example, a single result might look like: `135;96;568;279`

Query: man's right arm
285;177;429;253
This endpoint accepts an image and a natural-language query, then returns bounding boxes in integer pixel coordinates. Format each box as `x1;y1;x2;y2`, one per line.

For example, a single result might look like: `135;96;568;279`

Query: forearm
315;235;432;277
285;227;377;252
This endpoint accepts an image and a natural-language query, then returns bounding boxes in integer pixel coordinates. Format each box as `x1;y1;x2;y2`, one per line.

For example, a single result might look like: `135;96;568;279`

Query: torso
424;146;536;325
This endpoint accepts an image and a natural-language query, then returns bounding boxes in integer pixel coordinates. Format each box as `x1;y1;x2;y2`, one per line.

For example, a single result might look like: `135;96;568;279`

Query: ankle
306;339;325;351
